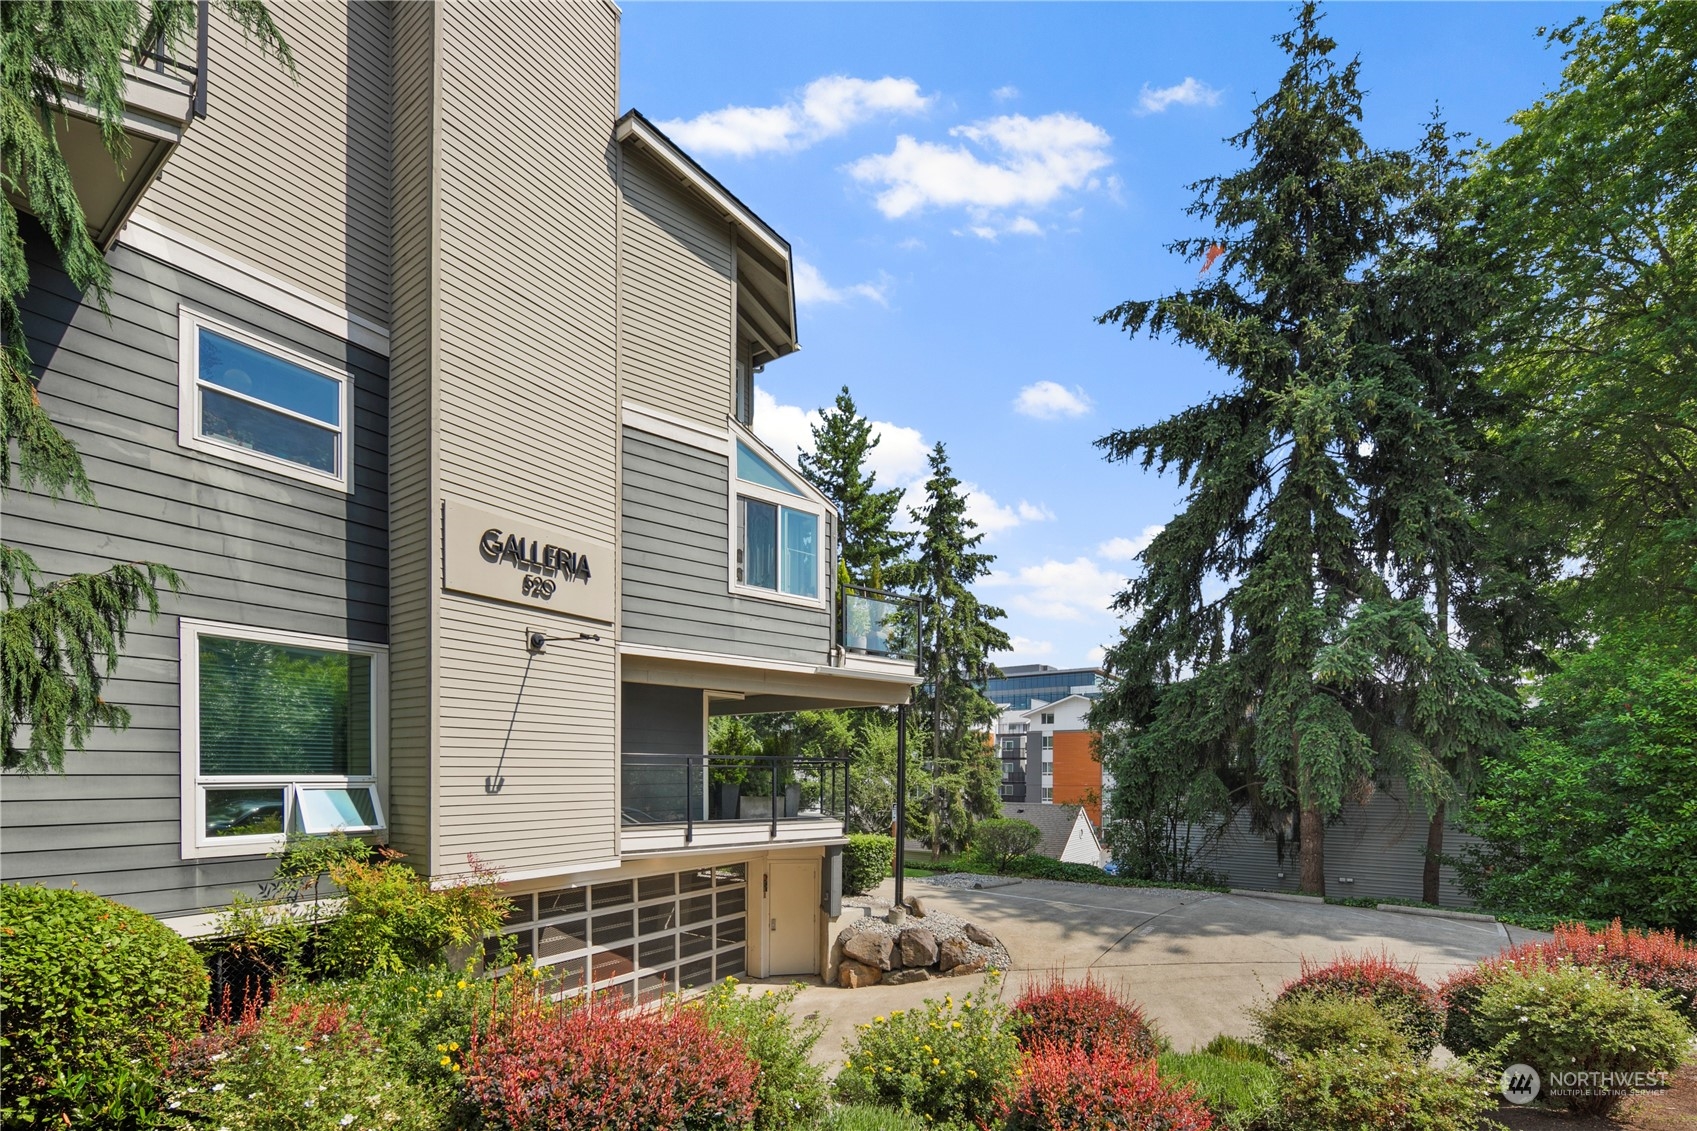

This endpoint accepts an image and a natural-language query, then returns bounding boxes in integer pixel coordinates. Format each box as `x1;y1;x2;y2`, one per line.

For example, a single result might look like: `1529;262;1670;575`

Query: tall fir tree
2;2;289;771
904;443;1009;856
1346;121;1567;901
1094;4;1417;895
798;386;910;590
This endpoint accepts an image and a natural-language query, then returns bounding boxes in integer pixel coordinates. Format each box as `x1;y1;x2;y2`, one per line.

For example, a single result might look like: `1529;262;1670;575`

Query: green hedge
843;834;895;896
1;884;209;1128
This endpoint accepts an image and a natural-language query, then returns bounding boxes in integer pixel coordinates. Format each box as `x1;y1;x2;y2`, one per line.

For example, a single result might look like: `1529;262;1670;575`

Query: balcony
8;13;205;250
621;753;849;853
838;585;918;672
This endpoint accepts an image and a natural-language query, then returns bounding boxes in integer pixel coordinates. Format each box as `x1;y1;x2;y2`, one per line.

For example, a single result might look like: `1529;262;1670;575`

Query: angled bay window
731;437;825;603
178;308;352;491
180;621;387;856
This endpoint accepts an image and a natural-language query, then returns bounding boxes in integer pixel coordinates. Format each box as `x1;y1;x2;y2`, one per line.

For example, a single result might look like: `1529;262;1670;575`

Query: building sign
443;499;614;623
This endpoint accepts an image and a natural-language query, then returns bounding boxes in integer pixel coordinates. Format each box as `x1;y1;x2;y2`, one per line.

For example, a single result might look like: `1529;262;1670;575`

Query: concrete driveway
754;876;1549;1063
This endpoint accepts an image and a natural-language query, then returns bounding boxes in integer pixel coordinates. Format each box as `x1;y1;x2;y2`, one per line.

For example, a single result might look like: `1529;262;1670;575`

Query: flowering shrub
1279;1051;1496;1131
1011;974;1161;1058
1469;963;1692;1117
463;989;759;1130
1005;1042;1214;1131
1439;918;1697;1054
315;852;508;977
165;994;439;1131
1276;951;1444;1058
1252;994;1409;1059
0;884;208;1129
692;979;828;1130
835;979;1020;1130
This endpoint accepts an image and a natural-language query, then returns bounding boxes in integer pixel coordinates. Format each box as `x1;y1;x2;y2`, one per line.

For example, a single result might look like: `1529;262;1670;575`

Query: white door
766;859;820;977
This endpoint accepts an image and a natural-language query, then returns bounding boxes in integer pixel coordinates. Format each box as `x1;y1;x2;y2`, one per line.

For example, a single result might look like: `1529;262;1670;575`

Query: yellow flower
440;1056;451;1067
457;980;467;990
448;1042;459;1052
922;1045;932;1054
950;1021;961;1029
968;1069;978;1079
845;1059;854;1069
451;1064;461;1074
874;1015;885;1024
433;989;444;999
932;1058;940;1066
436;1044;447;1052
891;1010;904;1017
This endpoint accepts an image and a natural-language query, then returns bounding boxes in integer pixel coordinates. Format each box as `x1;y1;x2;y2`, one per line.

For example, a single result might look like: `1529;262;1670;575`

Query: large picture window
181;621;386;856
178;308;352;491
731;436;825;604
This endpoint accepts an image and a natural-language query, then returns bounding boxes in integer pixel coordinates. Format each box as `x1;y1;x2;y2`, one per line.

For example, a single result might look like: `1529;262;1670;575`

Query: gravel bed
915;872;1026;891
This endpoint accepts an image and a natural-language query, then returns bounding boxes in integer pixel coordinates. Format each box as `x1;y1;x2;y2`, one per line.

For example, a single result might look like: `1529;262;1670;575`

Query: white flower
303;1098;316;1109
340;1117;356;1127
168;1102;181;1110
211;1084;225;1093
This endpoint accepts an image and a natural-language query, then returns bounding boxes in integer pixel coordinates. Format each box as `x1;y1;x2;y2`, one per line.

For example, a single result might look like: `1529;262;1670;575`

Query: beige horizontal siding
135;1;393;326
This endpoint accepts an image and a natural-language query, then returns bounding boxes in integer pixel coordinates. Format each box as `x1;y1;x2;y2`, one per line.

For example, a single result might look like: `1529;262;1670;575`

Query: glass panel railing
621;754;849;837
839;586;918;661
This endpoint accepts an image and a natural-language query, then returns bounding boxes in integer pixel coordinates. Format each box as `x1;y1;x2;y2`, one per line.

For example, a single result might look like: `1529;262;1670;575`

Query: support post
893;702;908;906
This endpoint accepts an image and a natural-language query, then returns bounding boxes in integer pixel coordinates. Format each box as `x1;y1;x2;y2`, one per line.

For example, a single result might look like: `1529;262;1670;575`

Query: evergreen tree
1347;123;1567;901
905;443;1009;856
798;386;910;590
1094;5;1417;895
2;2;289;771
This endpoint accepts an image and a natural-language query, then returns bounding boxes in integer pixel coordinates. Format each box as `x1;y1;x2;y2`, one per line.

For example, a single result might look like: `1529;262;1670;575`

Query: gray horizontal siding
0;223;388;919
1194;782;1482;906
621;428;833;666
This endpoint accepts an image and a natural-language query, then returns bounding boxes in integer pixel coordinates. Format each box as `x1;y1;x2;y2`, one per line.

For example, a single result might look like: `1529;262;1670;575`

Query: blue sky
620;1;1593;669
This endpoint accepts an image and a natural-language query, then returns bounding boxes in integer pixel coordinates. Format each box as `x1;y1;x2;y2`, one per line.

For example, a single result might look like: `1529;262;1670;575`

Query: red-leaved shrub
1004;1042;1214;1131
1012;974;1161;1058
464;990;759;1131
1278;950;1444;1059
1439;919;1697;1054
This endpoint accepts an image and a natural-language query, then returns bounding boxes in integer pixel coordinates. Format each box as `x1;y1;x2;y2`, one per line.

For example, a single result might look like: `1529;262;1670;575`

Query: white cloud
793;257;889;307
752;388;928;487
1097;524;1165;561
992;85;1020;101
984;557;1124;622
1013;380;1094;420
1085;644;1106;666
1136;77;1223;115
847;112;1113;231
964;484;1054;536
998;635;1056;662
658;75;931;157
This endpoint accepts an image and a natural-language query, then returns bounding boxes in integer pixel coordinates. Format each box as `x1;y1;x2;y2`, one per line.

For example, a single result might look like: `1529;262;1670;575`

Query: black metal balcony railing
622;753;849;843
839;585;919;663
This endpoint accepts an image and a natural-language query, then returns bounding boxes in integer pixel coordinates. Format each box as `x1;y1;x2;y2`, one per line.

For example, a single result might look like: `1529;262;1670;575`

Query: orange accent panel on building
1051;731;1102;826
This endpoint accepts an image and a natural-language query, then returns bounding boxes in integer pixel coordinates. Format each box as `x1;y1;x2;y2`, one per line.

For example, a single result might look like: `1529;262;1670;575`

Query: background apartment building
987;665;1108;824
3;2;919;999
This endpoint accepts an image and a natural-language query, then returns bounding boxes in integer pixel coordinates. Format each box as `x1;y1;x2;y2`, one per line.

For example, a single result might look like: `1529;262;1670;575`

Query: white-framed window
1042;760;1054;776
1042;734;1054;750
1042;787;1053;803
1040;712;1055;725
178;307;354;492
728;427;828;607
179;620;387;858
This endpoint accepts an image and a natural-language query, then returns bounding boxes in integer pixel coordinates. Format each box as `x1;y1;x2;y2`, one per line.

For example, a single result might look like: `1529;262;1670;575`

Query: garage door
495;863;748;1005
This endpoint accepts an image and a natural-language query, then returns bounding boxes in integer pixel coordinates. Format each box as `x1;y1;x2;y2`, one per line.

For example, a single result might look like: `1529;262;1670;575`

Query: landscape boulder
945;955;989;977
904;895;928;918
839;959;882;989
963;922;998;948
842;931;894;971
883;968;933;985
898;927;939;968
938;936;973;973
